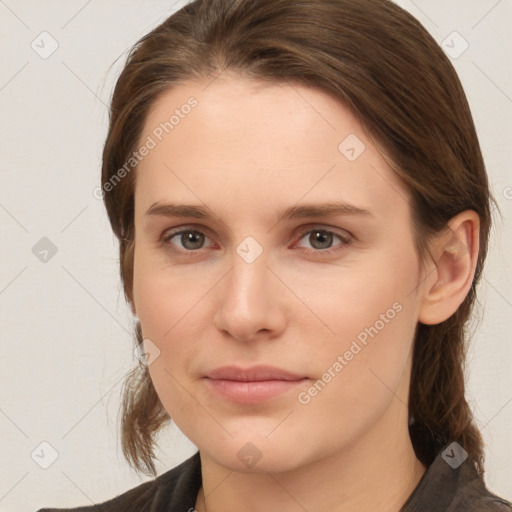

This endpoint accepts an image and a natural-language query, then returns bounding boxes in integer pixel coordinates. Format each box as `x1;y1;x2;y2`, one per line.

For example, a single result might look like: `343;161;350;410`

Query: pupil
183;231;204;250
310;230;332;249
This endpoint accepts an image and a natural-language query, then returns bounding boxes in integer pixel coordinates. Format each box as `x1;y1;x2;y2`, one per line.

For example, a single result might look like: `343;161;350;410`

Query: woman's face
132;74;429;473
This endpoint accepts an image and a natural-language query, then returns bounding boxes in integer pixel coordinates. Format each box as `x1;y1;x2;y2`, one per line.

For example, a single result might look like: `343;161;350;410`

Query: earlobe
418;211;480;325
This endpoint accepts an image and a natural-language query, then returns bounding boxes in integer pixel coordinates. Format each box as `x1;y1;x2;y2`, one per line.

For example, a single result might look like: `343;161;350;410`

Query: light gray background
0;1;511;510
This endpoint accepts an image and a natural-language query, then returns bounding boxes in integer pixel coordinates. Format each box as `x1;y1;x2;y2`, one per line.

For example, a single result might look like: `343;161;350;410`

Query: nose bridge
225;245;269;315
214;241;285;341
226;231;269;298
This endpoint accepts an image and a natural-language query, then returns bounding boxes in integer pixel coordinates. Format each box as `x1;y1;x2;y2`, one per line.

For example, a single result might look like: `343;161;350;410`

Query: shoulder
445;458;512;511
449;485;512;511
450;494;512;511
35;476;155;512
35;452;202;512
402;444;512;512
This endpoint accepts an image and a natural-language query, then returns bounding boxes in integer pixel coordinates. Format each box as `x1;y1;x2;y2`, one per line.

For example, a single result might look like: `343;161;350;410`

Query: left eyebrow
275;201;373;224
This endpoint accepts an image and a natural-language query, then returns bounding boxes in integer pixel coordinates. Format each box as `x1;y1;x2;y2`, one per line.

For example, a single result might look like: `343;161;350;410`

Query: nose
213;248;287;343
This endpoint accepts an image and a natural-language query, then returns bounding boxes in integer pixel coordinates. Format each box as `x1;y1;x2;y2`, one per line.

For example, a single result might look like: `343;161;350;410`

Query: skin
131;73;479;512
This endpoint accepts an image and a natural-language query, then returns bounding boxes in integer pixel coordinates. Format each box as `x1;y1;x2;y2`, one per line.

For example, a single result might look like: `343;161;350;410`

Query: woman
38;0;511;510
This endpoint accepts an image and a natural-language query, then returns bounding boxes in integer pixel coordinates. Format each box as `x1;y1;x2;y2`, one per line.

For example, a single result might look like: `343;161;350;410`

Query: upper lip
204;365;306;382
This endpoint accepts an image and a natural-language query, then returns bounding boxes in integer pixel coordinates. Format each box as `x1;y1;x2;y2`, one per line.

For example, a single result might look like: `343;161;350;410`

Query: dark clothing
37;444;511;512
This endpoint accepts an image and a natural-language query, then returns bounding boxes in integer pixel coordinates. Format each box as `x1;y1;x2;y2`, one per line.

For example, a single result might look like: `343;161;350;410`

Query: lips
205;365;306;382
203;365;309;404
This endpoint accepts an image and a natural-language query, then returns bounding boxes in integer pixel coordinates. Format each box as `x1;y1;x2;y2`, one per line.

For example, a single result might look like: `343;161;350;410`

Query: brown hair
101;0;494;477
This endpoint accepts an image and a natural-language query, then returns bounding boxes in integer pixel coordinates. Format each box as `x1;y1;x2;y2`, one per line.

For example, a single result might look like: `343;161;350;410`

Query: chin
196;428;314;475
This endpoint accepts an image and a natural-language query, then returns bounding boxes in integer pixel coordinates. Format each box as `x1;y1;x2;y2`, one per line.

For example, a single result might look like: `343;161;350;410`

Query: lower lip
203;378;308;404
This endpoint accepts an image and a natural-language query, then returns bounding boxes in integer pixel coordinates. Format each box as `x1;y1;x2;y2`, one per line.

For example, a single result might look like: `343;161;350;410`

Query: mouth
202;365;309;404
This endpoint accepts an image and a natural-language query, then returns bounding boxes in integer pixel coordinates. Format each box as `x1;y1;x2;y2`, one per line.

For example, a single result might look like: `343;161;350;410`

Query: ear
418;210;480;325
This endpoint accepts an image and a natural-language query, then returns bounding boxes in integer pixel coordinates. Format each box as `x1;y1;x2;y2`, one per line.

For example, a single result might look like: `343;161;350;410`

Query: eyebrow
144;201;373;226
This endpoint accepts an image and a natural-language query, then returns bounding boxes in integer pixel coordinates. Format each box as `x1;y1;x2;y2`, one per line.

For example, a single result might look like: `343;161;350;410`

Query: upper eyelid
296;225;351;240
162;225;216;242
162;223;350;237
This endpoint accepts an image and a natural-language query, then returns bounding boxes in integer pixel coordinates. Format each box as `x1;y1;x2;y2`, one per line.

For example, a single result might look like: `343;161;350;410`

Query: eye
295;227;351;254
162;228;214;253
161;226;352;256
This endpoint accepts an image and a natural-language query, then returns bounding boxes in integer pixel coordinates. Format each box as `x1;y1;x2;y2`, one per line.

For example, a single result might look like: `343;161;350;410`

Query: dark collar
401;443;510;511
152;445;510;512
153;451;202;511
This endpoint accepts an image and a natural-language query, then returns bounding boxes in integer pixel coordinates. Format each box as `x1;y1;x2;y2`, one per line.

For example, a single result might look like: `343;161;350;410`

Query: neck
195;403;427;512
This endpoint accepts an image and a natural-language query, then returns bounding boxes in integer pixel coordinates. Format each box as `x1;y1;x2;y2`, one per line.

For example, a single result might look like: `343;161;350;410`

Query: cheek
288;253;418;352
132;246;208;338
132;259;205;425
132;248;222;386
132;251;194;379
294;299;417;453
305;296;415;399
295;246;420;403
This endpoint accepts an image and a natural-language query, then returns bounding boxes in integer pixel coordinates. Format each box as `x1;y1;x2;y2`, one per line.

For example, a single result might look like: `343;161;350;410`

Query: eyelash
161;225;352;257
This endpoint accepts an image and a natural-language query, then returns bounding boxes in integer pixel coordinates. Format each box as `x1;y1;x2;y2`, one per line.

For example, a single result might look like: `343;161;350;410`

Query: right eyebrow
145;202;212;219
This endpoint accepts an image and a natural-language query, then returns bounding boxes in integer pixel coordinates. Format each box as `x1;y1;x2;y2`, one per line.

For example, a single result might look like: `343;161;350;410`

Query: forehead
134;74;411;223
141;74;365;159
